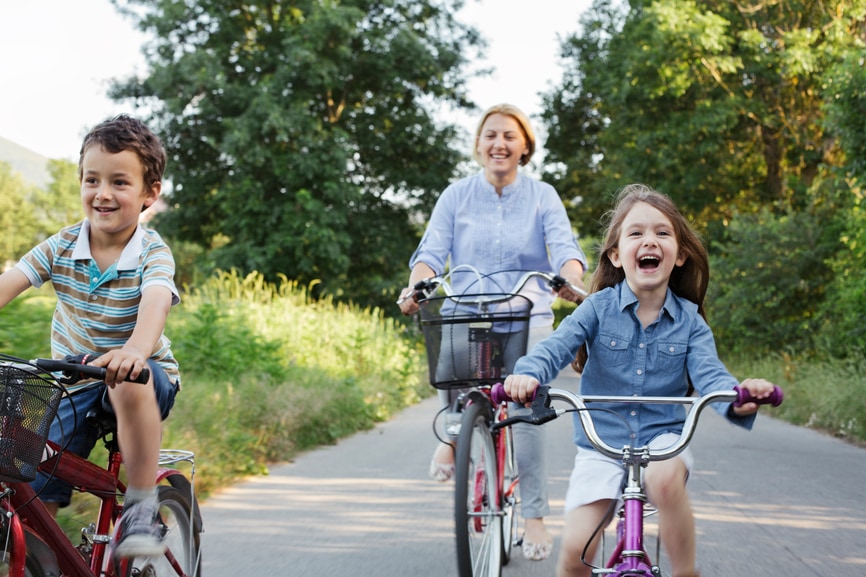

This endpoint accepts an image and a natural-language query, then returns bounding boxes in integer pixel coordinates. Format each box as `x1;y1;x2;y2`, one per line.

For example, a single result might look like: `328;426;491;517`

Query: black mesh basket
0;366;62;483
418;292;532;389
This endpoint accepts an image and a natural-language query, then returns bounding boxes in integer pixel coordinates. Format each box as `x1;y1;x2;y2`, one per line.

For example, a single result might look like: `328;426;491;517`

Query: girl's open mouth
638;255;660;269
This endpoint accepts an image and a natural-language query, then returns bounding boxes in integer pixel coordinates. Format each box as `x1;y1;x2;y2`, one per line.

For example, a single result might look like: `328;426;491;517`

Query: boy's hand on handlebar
732;378;777;416
89;347;149;387
503;374;540;406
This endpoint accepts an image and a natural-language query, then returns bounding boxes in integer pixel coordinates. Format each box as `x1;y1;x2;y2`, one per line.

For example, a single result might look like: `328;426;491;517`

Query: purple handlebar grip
733;384;784;407
490;383;510;406
491;382;539;405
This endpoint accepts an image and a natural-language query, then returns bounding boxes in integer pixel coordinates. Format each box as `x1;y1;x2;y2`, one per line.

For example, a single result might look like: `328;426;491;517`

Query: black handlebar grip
732;384;784;407
37;357;151;385
549;275;566;291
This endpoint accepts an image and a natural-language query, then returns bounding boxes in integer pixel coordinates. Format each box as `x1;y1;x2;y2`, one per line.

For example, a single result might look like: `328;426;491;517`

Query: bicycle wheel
497;419;518;565
118;485;202;577
454;398;502;577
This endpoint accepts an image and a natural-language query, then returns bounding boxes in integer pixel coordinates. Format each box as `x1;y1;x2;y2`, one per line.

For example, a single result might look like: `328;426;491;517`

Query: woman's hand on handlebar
503;374;541;406
399;263;436;316
731;378;778;416
88;347;150;387
397;286;420;316
555;260;588;304
555;278;587;304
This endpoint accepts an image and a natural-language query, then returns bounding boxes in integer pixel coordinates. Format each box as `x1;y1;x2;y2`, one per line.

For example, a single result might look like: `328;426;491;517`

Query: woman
398;103;587;561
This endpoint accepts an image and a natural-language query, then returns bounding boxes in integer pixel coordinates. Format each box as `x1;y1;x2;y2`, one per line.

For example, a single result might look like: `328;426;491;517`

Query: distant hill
0;136;51;188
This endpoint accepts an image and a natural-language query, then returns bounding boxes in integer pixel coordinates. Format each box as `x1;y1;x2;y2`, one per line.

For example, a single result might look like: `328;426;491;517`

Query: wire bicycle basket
418;291;533;389
0;366;63;483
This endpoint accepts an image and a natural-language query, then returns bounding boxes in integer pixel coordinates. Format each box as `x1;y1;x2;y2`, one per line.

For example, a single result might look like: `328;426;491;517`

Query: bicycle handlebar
403;269;588;305
490;383;783;461
33;355;150;386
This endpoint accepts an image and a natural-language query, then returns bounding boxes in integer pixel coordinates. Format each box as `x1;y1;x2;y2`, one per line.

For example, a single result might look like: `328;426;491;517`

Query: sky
0;0;589;162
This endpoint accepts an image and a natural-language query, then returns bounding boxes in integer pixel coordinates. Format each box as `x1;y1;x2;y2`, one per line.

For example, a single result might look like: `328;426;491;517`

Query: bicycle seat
85;404;118;436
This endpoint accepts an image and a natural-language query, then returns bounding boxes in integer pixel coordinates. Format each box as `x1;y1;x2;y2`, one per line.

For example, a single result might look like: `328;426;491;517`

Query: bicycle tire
118;485;202;577
24;552;48;577
498;419;518;565
454;398;503;577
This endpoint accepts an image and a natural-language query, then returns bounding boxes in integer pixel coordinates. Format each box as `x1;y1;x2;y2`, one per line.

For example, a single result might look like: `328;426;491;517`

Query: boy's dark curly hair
78;114;166;188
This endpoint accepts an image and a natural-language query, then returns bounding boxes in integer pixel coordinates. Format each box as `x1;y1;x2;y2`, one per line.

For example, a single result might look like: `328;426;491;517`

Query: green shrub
727;353;866;446
707;206;839;356
163;270;428;495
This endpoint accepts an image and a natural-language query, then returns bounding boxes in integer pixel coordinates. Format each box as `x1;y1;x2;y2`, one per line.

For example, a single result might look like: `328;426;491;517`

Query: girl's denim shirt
514;281;755;450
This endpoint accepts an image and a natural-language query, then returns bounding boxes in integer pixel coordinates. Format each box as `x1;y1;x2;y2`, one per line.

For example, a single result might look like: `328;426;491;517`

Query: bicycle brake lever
491;385;557;430
529;386;558;424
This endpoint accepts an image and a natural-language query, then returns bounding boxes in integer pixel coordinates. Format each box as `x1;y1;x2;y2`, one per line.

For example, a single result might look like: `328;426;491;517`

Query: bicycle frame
2;439;199;577
602;447;660;576
491;383;783;577
0;355;201;577
461;389;517;524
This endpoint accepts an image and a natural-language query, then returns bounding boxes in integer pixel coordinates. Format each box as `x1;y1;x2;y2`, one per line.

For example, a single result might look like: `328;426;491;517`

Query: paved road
198;389;866;576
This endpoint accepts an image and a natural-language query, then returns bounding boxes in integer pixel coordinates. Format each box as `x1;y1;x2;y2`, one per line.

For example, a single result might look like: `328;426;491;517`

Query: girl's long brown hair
573;184;709;372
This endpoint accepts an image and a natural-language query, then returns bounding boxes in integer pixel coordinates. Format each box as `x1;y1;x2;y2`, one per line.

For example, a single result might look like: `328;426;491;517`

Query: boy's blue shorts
30;359;178;507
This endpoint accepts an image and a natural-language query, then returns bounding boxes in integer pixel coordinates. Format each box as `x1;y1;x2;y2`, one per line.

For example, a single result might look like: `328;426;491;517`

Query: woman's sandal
428;459;455;482
521;536;553;561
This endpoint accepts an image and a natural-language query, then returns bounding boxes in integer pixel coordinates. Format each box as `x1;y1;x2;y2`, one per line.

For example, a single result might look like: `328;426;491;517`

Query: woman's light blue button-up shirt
410;172;587;327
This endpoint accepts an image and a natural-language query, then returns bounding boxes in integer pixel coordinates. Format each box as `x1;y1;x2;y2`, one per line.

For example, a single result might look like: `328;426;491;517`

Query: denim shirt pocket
656;340;688;372
595;333;630;367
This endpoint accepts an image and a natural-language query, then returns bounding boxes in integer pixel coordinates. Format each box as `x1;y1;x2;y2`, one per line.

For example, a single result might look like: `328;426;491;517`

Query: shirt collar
478;171;522;197
70;220;146;271
616;280;682;322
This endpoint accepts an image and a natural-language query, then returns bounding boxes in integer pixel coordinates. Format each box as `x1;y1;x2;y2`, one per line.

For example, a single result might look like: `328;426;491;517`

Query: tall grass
1;271;428;502
726;353;866;447
162;270;428;495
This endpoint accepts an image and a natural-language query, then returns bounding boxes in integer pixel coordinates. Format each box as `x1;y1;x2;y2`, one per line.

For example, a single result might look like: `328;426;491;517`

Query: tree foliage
542;0;866;232
1;158;83;270
542;0;866;357
32;160;81;236
108;0;482;308
0;163;40;267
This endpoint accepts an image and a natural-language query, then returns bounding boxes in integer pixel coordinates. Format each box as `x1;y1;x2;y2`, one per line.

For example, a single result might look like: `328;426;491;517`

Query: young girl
504;183;778;577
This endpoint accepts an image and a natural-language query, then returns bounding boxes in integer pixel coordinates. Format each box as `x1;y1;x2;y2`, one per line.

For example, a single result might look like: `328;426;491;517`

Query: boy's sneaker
112;498;167;558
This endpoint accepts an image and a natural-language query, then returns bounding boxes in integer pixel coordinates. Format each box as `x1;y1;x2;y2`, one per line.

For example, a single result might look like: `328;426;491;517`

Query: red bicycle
410;267;585;577
0;353;202;577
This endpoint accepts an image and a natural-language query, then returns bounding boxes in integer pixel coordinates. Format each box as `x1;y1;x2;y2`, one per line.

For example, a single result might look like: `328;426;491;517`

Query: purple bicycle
491;383;783;576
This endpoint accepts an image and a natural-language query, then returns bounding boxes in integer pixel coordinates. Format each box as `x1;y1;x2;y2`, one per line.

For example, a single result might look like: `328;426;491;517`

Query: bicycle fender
157;468;205;533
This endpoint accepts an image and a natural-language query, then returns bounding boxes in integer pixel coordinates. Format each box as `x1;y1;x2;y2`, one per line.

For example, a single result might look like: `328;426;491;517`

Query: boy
0;114;180;557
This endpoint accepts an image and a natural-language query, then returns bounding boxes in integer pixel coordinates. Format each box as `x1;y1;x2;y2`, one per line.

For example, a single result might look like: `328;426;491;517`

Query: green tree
32;159;81;238
542;0;866;233
108;0;482;309
817;48;866;353
0;162;40;266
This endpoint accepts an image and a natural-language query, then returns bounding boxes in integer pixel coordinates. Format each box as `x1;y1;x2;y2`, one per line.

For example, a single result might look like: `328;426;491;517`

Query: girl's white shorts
564;432;694;512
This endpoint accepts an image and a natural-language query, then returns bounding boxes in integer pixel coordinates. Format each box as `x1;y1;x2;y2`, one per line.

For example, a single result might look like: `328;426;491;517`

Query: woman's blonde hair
472;103;536;167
